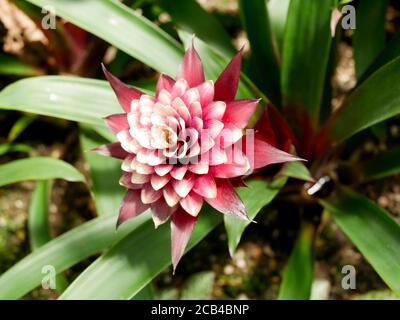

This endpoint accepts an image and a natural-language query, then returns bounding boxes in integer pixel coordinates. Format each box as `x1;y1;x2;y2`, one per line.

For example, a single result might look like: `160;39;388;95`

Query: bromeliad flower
94;41;300;272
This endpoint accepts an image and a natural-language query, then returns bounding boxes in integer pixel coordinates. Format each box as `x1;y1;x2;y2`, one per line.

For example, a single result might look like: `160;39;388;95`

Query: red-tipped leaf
156;74;175;96
223;99;259;129
91;142;128;160
214;49;243;101
117;190;149;227
151;199;176;228
176;42;205;87
102;63;143;112
205;179;248;220
171;210;197;273
244;136;302;170
104;114;129;134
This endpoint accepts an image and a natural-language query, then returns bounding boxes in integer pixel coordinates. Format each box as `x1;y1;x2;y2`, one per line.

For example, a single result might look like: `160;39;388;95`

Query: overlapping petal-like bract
95;41;300;272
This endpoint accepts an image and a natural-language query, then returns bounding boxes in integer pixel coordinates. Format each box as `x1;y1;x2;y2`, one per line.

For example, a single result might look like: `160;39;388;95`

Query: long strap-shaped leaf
224;178;287;256
239;0;281;106
0;212;150;299
28;180;69;294
0;157;85;187
359;148;400;181
159;0;235;58
25;0;183;75
0;76;151;141
324;56;400;143
360;32;400;84
278;223;315;300
321;189;400;294
0;54;40;76
0;143;32;156
353;0;388;80
28;181;53;251
281;0;337;125
0;77;120;127
59;211;220;300
58;178;272;299
267;0;290;55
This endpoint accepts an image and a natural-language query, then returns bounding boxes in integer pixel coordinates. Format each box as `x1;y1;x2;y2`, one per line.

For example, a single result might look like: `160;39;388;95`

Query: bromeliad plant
0;0;400;299
96;44;299;272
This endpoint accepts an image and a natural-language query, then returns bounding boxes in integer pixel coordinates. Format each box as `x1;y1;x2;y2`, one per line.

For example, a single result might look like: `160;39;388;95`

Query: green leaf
278;223;315;300
0;143;32;156
353;0;388;80
224;178;287;256
79;126;125;216
281;0;337;125
0;212;151;299
160;0;235;57
28;180;52;251
280;161;314;182
28;180;69;294
325;56;400;143
370;122;388;144
59;178;273;299
8;115;34;142
361;33;400;83
360;148;400;181
131;283;154;300
268;0;290;54
320;23;342;124
0;157;85;187
320;188;400;294
0;77;120;128
239;0;281;106
59;210;221;300
0;76;150;142
25;0;183;75
180;271;215;300
354;289;400;300
0;54;40;76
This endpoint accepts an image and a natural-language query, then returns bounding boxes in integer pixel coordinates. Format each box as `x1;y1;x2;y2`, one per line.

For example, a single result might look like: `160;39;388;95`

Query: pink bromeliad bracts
94;40;300;272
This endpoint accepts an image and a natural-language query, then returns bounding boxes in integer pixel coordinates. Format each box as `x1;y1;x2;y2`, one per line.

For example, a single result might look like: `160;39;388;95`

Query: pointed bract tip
283;154;307;165
101;62;108;75
243;214;256;224
89;146;101;154
115;220;123;230
187;34;197;53
293;155;307;162
153;220;161;229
